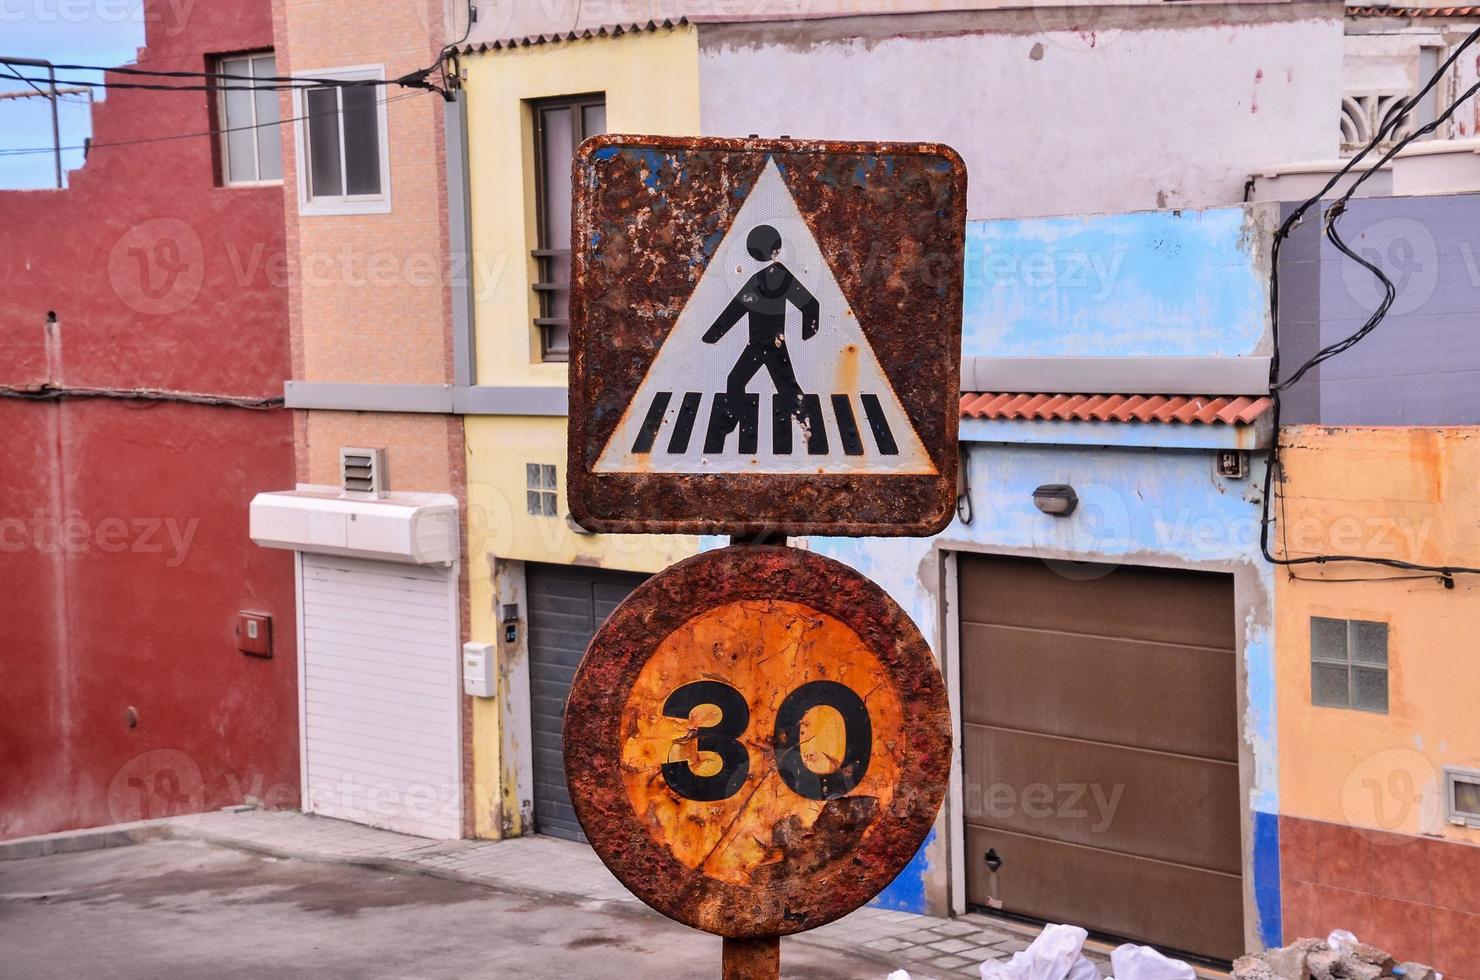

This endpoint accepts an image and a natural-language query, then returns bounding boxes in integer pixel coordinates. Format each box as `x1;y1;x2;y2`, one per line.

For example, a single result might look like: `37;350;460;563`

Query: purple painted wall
1278;193;1480;425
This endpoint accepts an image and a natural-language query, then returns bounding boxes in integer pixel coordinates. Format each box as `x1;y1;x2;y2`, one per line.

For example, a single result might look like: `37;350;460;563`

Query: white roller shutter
298;553;461;839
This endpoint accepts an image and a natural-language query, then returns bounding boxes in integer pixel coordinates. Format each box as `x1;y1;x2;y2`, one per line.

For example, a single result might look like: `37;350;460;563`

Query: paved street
0;838;892;980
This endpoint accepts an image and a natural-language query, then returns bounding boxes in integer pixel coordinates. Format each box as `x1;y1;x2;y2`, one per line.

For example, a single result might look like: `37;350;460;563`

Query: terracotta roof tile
960;393;1273;425
1348;5;1480;15
460;18;688;53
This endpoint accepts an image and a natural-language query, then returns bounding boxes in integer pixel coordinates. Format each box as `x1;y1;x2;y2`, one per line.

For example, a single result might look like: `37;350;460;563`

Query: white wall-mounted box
463;642;495;698
250;486;458;565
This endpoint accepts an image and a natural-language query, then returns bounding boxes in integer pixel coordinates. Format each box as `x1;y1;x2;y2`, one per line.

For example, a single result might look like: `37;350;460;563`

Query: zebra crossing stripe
632;392;901;458
632;392;672;455
667;392;703;455
830;394;865;456
860;394;899;456
772;394;827;456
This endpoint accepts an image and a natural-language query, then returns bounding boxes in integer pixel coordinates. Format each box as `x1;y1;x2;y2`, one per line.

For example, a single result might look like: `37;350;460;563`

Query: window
293;66;390;215
532;94;606;361
1310;616;1388;713
1445;768;1480;828
526;463;558;517
216;52;282;184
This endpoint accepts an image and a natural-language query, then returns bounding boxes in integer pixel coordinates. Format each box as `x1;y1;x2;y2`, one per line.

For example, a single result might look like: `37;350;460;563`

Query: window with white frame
293;66;390;214
216;51;282;185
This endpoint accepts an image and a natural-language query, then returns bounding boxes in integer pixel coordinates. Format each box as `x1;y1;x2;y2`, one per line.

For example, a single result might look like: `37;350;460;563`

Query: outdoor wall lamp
1032;484;1078;517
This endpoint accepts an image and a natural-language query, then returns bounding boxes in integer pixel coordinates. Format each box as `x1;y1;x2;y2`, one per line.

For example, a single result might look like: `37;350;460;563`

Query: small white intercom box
462;641;495;698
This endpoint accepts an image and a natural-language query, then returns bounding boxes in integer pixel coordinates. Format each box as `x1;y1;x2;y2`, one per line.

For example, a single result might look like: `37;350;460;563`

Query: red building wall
0;0;298;839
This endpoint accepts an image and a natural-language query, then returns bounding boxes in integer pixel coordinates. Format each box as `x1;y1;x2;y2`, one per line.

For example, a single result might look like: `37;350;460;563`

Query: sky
0;1;148;189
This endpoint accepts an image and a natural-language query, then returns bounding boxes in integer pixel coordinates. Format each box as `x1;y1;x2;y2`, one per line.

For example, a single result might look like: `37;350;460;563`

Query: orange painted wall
1275;426;1480;842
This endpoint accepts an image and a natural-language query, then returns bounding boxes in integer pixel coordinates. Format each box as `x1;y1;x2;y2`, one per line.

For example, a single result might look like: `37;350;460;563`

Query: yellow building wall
461;27;702;838
463;25;701;387
1276;426;1480;844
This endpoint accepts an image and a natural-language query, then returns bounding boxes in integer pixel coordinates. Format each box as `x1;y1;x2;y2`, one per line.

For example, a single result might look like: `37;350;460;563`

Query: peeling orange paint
619;598;904;886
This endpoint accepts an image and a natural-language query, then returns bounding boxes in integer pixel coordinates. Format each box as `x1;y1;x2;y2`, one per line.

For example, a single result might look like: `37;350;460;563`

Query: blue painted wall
961;206;1271;359
805;203;1283;940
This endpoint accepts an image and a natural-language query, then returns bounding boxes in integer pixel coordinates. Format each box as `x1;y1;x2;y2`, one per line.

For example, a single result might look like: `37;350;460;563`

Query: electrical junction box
463;642;495;698
237;613;273;658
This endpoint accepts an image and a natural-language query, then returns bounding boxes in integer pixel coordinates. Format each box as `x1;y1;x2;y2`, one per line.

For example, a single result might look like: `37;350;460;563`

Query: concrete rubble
1232;931;1440;980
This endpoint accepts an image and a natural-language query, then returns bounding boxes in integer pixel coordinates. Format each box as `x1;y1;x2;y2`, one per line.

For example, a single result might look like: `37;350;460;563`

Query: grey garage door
960;555;1243;962
527;562;647;842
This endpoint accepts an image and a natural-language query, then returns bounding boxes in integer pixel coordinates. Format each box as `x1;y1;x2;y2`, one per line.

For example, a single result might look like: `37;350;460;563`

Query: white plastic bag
1110;944;1195;980
1327;930;1360;954
980;923;1099;980
886;971;913;980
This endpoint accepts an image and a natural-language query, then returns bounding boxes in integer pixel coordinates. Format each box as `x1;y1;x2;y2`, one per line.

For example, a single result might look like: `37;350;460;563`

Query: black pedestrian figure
700;225;827;455
702;224;820;398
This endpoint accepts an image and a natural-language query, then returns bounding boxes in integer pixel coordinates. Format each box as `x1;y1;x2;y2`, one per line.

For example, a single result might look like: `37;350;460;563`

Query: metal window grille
531;94;605;362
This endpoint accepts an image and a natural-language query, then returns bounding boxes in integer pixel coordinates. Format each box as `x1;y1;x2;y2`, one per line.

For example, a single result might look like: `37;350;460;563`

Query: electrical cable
1;385;283;410
3;61;52;100
0;57;444;96
0;88;431;158
1;67;441;96
1;0;471;154
1259;24;1480;584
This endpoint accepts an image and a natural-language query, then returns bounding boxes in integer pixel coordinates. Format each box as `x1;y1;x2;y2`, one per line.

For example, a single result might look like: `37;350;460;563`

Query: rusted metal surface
722;936;780;980
567;135;966;538
564;544;952;939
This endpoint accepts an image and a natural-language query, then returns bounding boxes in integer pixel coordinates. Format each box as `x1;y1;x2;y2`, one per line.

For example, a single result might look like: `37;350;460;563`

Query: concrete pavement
0;838;888;979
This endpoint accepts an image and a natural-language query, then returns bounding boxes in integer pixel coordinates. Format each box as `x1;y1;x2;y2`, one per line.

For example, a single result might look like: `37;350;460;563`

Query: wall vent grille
340;447;388;499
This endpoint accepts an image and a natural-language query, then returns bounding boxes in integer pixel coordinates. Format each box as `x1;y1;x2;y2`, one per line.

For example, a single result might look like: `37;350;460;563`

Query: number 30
660;680;872;803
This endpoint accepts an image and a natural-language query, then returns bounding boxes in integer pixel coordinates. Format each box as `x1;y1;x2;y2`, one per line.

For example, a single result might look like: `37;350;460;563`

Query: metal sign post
564;135;966;979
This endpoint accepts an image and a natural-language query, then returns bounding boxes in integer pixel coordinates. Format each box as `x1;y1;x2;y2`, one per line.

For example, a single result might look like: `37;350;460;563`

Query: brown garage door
960;555;1243;961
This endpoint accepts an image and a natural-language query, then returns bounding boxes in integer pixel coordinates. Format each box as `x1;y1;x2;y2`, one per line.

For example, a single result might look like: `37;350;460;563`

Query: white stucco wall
697;5;1344;219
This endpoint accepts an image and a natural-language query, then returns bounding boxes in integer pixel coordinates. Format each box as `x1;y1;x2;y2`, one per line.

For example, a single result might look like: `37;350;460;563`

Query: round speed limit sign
564;545;951;938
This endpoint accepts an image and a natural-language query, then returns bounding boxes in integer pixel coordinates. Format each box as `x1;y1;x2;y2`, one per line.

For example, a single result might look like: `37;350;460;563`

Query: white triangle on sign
594;158;936;476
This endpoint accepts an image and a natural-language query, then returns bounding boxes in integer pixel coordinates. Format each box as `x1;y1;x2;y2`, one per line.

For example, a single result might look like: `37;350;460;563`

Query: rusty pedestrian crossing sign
568;135;967;537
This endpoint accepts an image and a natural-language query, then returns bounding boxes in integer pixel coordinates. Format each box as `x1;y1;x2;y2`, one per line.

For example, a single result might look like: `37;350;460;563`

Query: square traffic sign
568;136;966;537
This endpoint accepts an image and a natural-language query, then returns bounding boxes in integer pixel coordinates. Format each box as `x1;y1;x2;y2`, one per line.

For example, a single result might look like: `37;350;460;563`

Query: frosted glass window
1310;616;1388;714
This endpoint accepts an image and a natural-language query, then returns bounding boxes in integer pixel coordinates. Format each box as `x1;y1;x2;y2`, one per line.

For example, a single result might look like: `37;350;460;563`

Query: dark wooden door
959;554;1243;961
